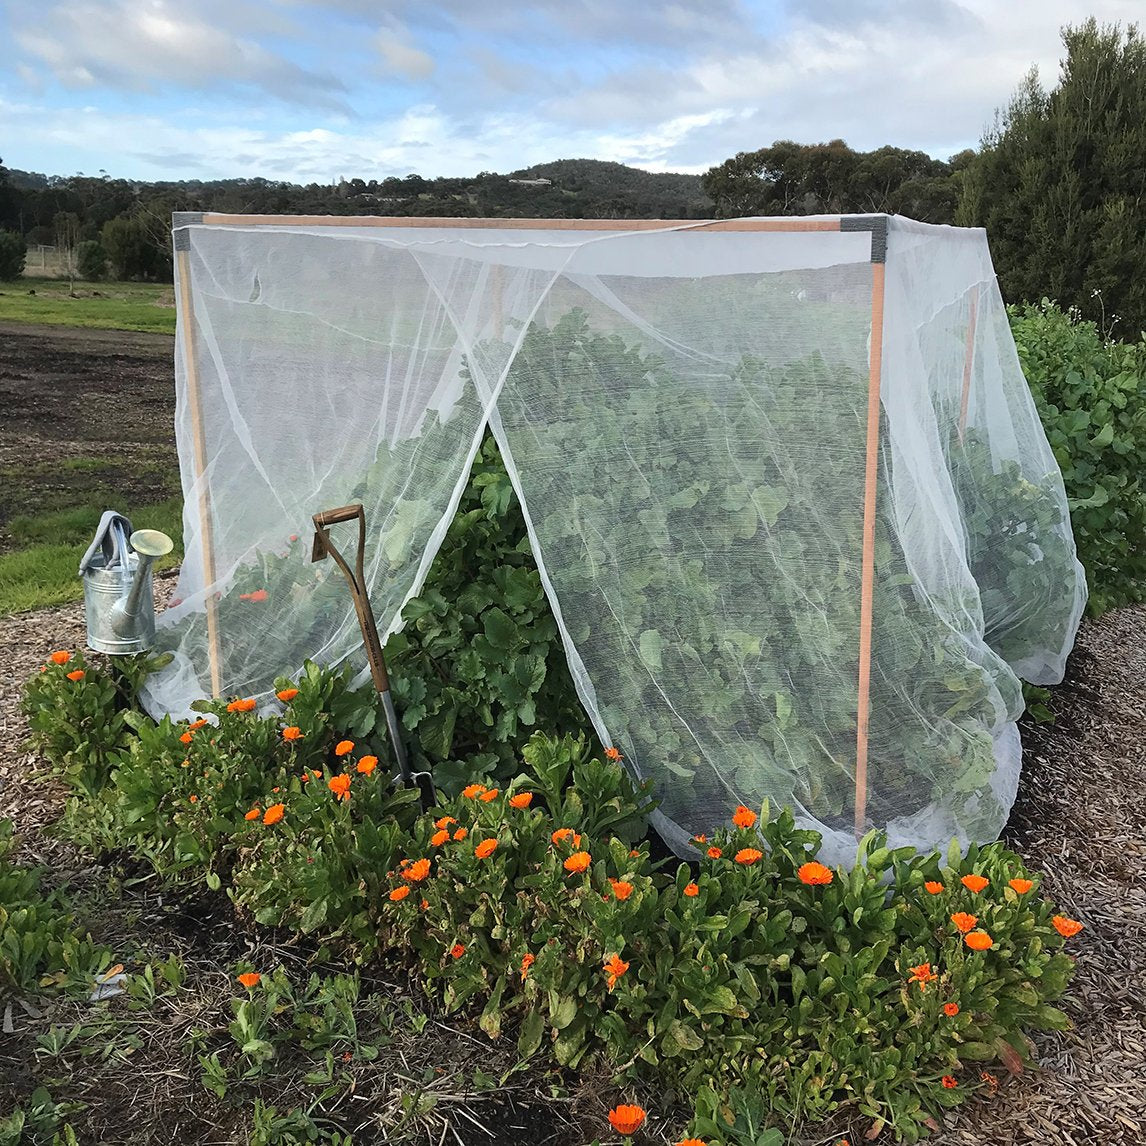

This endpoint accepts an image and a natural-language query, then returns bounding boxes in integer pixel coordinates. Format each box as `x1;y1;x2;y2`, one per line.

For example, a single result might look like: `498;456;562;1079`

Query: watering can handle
78;510;135;576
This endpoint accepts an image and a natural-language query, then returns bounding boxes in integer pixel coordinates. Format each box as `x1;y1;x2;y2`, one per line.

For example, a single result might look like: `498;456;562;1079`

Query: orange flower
924;881;945;894
965;930;993;951
961;874;989;893
564;851;591;873
509;792;533;809
357;755;377;775
180;731;193;744
604;747;623;762
450;943;465;959
732;805;757;829
66;669;85;681
426;830;448;848
389;886;411;902
908;962;937;991
520;953;535;981
1052;915;1083;938
706;846;723;859
607;1104;645;1135
951;912;978;933
479;788;500;802
237;972;261;988
435;816;457;829
403;858;432;881
609;879;634;901
941;1076;958;1089
189;795;198;803
980;1071;999;1093
276;687;299;702
452;827;468;841
239;589;268;603
420;899;429;910
189;719;208;730
629;849;640;858
692;834;707;844
603;953;629;991
328;773;351;801
49;650;71;665
944;1002;960;1017
227;697;257;713
262;803;285;825
474;839;498;860
683;882;700;897
462;783;488;799
735;848;763;866
1009;878;1033;894
244;808;260;821
677;1140;708;1146
798;861;833;886
551;827;576;845
334;740;354;757
282;726;303;741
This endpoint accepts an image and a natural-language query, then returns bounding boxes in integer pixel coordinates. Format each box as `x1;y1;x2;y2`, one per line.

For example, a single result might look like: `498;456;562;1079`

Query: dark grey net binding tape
840;215;888;263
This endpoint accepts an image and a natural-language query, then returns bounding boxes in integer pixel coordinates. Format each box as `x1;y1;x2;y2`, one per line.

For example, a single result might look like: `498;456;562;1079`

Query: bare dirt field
0;322;177;550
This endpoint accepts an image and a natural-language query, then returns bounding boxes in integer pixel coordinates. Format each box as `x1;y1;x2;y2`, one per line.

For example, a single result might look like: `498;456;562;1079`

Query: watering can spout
110;529;174;636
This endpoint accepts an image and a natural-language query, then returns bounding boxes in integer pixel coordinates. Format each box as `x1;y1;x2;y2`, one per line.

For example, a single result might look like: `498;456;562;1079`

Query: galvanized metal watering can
79;511;174;655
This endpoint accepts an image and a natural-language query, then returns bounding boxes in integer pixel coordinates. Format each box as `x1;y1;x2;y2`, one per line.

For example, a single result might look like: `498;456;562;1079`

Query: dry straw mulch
1;593;1144;1145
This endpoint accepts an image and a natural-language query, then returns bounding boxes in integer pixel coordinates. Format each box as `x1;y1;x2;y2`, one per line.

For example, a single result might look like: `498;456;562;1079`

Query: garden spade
310;503;434;807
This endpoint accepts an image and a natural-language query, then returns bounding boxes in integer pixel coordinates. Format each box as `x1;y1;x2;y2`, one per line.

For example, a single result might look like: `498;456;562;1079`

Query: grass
0;278;176;334
0;497;184;616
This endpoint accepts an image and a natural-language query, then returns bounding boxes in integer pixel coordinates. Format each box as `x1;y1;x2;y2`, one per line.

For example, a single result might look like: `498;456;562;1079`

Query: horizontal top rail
194;214;848;232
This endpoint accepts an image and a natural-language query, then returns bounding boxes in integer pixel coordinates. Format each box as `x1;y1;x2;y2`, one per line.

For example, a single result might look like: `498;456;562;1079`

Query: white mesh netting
145;214;1086;865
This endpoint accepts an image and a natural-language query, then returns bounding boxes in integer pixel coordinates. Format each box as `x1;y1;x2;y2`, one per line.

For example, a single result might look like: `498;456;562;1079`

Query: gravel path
2;596;1144;1144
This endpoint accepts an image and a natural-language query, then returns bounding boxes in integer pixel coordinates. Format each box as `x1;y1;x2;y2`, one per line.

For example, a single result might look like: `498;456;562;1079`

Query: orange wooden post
175;238;222;697
854;253;887;838
957;285;980;443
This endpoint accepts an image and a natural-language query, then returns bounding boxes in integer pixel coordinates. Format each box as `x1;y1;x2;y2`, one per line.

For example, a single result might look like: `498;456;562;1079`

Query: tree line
1;19;1142;335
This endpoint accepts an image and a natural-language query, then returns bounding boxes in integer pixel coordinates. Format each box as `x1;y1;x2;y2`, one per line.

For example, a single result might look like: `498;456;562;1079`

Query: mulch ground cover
1;325;1143;1143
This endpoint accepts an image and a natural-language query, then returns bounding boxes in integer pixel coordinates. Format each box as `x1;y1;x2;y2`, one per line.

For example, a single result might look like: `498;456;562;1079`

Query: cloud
375;21;435;80
11;0;349;108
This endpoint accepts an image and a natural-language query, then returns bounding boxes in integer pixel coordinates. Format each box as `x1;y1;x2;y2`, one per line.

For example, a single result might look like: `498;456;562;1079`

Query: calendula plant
0;820;110;1003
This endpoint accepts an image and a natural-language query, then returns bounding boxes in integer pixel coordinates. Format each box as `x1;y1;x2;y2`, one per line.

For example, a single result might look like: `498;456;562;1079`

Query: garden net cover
147;213;1086;865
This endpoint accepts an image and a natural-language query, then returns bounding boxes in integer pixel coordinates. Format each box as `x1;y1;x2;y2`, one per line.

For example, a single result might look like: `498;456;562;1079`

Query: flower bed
19;650;1086;1143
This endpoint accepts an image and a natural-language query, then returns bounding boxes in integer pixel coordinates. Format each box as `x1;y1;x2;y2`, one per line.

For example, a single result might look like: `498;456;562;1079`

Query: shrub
1010;300;1146;613
385;432;592;791
76;240;108;281
0;229;25;279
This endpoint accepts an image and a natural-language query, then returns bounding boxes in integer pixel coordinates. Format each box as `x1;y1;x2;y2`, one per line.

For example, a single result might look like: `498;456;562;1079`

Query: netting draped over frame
146;214;1086;865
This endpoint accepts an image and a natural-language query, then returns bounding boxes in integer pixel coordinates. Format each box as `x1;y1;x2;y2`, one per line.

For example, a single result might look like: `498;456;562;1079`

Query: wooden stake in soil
855;260;886;838
957;284;980;444
175;246;222;697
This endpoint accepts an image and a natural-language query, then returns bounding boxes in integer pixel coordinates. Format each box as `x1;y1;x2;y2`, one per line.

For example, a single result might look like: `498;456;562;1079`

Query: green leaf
517;1008;545;1058
639;629;663;671
482;607;519;650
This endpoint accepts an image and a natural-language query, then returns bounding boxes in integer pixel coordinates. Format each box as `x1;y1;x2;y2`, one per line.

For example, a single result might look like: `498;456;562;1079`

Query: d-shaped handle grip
313;504;362;528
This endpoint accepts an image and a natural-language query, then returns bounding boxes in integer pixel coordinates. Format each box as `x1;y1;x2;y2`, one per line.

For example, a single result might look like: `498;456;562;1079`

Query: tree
77;240;108;281
101;214;157;279
702;140;959;222
960;19;1146;335
0;229;26;279
54;210;81;289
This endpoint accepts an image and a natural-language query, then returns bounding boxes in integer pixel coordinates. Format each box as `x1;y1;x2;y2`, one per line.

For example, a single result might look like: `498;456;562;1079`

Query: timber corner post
173;212;223;698
841;215;889;840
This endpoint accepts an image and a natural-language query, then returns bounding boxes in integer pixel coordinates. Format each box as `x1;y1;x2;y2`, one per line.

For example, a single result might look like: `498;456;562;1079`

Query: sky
0;0;1140;184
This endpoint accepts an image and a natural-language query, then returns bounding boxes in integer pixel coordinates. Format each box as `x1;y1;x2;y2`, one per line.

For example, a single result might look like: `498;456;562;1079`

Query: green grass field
0;497;184;616
0;278;176;334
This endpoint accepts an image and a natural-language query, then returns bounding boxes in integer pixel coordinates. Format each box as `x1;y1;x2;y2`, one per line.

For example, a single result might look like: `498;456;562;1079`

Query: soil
0;323;178;550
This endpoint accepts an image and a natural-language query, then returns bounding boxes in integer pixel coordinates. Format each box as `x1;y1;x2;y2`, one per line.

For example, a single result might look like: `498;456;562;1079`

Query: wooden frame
957;285;980;443
175;211;889;826
175;247;223;697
